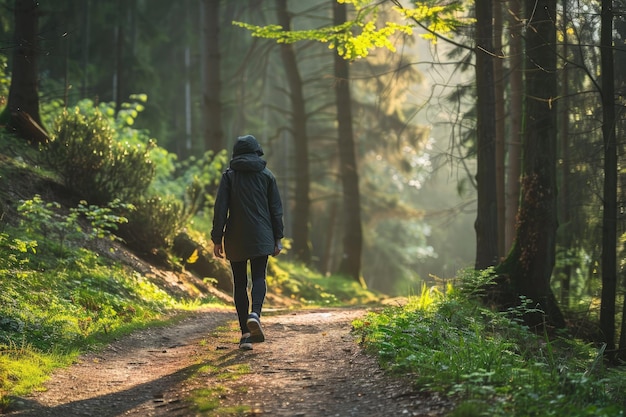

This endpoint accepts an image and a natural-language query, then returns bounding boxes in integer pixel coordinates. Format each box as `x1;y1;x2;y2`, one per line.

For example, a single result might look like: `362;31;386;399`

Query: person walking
211;135;284;350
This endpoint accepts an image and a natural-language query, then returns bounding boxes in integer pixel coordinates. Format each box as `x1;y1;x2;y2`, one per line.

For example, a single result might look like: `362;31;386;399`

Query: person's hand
272;240;283;257
213;243;224;259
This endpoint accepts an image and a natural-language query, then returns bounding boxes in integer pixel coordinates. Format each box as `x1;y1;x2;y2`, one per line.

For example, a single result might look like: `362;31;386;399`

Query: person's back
221;142;281;261
211;135;283;350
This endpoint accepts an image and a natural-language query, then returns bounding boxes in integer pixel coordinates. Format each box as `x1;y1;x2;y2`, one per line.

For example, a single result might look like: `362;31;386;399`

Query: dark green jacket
211;136;284;262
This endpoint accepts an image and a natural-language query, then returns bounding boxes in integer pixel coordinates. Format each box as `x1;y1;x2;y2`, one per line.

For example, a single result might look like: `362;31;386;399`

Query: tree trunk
276;0;312;264
493;0;505;259
505;0;523;254
599;0;617;355
615;0;626;364
7;0;45;141
474;0;499;270
559;0;572;307
333;1;364;284
322;200;339;275
501;0;564;328
113;0;124;114
202;0;224;154
80;0;91;99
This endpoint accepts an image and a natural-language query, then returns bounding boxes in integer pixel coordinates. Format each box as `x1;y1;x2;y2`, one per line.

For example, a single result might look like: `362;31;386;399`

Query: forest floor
4;306;455;417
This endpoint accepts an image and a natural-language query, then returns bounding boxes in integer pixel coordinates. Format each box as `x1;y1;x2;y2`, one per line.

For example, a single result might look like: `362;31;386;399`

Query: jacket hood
230;153;266;172
230;135;266;172
232;135;264;157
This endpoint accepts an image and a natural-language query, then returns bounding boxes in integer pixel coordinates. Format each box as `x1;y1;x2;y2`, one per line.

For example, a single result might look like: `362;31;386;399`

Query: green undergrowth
0;231;220;411
353;269;626;417
268;260;381;306
0;192;225;411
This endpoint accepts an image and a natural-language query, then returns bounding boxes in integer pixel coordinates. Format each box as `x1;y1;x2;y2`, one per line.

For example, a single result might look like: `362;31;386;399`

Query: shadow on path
8;348;242;417
4;309;235;417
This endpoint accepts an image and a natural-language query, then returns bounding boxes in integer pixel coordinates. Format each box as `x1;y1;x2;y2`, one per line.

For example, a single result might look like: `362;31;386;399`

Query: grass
352;270;626;417
0;341;76;397
267;259;381;306
186;322;255;416
191;386;250;415
0;204;228;412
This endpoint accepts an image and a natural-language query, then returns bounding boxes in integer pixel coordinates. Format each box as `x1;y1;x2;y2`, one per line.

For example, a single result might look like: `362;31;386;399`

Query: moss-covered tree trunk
499;0;564;328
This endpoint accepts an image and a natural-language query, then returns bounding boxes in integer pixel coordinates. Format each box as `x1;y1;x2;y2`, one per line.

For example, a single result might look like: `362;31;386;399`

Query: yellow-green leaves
233;1;466;60
337;0;372;8
333;20;414;59
395;3;467;42
233;19;413;60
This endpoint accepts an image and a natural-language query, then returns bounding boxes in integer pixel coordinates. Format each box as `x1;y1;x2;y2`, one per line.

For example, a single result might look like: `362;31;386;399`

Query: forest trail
5;307;453;417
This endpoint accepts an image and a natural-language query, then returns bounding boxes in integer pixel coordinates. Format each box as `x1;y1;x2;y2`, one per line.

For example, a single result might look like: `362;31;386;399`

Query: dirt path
5;308;453;417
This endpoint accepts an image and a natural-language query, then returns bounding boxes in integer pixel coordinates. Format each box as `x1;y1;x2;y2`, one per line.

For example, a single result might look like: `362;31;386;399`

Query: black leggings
230;256;268;334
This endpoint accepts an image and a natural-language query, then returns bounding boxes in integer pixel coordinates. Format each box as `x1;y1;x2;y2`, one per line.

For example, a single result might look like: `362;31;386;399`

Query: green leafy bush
17;195;132;258
116;149;228;256
45;107;155;205
150;149;228;232
117;195;184;255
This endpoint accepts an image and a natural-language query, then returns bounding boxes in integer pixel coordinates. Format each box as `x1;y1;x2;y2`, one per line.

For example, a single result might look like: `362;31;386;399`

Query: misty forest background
2;0;477;294
2;0;626;354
